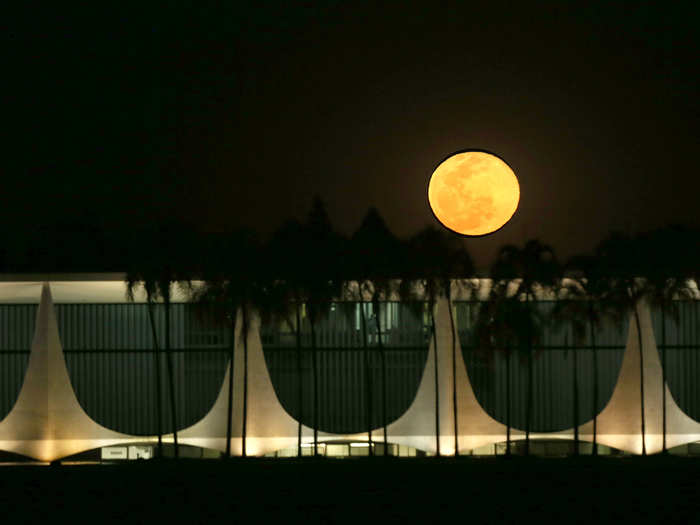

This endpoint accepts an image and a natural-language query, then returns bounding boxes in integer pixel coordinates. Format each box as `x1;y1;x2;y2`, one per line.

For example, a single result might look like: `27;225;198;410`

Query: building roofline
0;273;127;282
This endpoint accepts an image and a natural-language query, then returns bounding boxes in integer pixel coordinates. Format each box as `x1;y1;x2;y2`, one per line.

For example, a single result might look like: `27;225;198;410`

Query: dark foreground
0;456;698;524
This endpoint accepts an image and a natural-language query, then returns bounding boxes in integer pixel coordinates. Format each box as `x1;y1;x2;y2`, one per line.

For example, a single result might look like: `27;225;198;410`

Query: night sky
6;2;699;269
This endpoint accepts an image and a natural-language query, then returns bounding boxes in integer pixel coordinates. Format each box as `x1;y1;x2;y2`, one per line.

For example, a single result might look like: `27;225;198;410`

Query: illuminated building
0;275;697;461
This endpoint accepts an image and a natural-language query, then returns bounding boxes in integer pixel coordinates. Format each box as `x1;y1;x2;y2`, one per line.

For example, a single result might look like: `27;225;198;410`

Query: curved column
386;297;516;455
179;309;303;456
577;301;700;454
0;283;147;461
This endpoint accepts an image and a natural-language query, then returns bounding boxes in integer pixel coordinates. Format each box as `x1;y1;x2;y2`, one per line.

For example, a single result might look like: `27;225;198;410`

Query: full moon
428;151;520;236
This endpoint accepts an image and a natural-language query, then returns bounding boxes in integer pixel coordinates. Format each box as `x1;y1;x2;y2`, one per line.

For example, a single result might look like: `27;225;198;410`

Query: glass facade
651;301;700;421
0;305;35;420
58;303;228;435
261;301;430;434
457;300;627;432
0;294;697;446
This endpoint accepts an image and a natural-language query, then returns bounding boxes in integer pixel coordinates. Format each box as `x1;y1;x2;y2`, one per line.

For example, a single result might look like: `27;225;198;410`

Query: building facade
0;275;698;461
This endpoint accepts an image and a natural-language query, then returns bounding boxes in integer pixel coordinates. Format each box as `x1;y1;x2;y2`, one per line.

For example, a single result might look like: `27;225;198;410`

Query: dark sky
6;2;699;269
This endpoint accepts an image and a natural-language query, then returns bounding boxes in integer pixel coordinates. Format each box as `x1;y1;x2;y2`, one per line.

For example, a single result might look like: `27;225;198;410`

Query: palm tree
126;268;164;458
595;232;652;455
401;229;443;456
551;292;591;456
443;247;474;457
268;219;304;455
402;226;475;456
552;255;609;456
268;218;322;457
349;208;403;455
472;292;516;455
489;240;560;456
340;270;374;454
125;236;190;459
190;229;270;457
550;303;579;455
338;277;374;452
643;227;694;454
301;196;344;455
157;270;182;460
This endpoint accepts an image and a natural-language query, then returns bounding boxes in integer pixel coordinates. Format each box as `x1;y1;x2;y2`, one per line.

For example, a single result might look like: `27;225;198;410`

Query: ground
0;456;697;523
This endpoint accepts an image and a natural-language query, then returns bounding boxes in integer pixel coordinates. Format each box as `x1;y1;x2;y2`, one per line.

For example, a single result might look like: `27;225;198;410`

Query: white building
0;275;698;461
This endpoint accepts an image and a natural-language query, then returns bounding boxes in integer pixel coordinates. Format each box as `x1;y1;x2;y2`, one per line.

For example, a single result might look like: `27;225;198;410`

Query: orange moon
428;151;520;236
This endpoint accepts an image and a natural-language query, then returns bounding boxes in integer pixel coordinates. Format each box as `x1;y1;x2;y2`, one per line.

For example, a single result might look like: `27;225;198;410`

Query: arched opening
264;441;428;458
466;439;630;457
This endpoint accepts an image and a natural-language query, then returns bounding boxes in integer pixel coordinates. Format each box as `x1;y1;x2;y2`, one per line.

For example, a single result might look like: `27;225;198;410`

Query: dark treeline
1;199;698;282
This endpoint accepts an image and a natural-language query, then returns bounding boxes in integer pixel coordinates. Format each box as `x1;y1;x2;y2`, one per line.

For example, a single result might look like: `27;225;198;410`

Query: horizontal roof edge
0;273;127;282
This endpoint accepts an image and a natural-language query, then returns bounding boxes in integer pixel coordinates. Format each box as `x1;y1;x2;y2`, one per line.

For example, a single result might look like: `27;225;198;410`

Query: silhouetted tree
349;208;403;455
190;229;272;457
550;293;590;456
302;197;344;455
422;227;472;452
344;239;374;452
126;269;164;458
268;218;311;456
553;254;609;456
489;240;560;455
473;289;549;455
595;232;651;455
402;226;475;456
401;229;442;456
643;227;694;454
338;279;373;451
472;290;515;454
125;227;192;459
